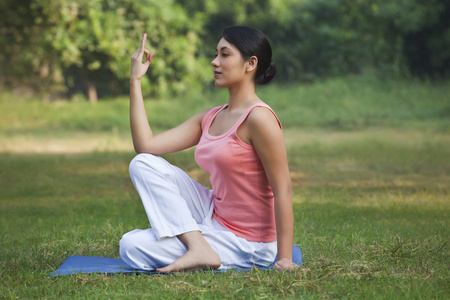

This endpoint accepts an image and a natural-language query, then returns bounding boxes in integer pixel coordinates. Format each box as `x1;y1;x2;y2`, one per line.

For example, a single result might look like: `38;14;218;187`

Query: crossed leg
121;154;220;272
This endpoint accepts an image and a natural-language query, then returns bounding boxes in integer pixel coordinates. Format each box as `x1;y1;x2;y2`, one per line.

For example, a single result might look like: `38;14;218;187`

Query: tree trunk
83;76;98;103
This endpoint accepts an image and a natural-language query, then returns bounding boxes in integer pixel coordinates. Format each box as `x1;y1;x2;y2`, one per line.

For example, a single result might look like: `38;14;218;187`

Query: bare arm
247;107;296;271
130;34;207;155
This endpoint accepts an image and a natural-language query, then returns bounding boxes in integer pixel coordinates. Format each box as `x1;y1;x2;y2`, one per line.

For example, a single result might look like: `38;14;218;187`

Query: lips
214;71;222;78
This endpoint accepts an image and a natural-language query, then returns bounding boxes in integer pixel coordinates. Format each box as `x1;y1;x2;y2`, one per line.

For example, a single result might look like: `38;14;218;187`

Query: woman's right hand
130;33;153;81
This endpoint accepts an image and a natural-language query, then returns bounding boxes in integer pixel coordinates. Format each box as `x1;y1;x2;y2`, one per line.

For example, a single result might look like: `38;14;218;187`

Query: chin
214;80;227;88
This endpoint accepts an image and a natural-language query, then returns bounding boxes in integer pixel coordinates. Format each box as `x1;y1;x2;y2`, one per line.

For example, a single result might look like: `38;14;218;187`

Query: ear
246;56;258;73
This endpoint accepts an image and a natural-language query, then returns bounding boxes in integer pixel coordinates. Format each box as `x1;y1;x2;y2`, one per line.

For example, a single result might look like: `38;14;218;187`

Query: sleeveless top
195;103;282;242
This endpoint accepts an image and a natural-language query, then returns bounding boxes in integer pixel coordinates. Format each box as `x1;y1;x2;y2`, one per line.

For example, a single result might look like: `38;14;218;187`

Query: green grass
1;75;449;298
1;74;449;137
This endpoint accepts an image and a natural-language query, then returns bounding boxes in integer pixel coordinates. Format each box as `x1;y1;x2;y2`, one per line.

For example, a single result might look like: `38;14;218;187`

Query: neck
226;81;259;111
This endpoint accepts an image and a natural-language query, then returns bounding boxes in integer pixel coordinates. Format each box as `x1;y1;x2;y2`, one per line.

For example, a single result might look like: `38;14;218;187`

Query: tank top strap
231;103;282;134
201;105;227;131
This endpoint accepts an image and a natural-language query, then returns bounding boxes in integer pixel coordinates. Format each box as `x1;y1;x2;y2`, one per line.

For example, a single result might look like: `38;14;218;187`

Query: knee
119;232;133;258
130;153;154;171
119;231;140;267
120;230;160;270
129;153;158;178
129;153;175;182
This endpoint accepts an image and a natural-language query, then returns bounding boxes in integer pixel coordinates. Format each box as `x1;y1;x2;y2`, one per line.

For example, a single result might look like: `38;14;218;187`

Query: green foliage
250;0;448;81
176;0;449;83
0;0;448;99
0;0;210;99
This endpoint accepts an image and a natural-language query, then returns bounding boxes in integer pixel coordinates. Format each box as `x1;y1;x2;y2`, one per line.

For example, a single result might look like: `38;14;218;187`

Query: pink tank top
195;103;282;242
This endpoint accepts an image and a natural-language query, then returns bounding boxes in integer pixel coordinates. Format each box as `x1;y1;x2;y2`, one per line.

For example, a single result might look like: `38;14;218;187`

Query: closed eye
214;53;230;58
214;46;232;58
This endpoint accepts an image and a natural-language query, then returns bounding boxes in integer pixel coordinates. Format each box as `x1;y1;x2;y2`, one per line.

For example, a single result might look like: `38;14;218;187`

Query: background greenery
1;0;449;100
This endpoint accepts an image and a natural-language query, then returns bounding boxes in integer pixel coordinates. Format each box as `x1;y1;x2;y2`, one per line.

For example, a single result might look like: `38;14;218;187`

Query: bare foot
157;249;220;272
157;231;221;273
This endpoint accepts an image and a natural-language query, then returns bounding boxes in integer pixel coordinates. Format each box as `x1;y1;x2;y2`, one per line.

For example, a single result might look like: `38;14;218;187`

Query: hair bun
258;60;276;85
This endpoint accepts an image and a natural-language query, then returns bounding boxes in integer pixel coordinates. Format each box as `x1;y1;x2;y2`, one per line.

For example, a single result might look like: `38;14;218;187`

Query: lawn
0;74;449;299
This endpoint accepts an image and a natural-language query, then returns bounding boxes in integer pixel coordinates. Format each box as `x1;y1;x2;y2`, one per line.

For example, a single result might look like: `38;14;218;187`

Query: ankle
177;231;207;249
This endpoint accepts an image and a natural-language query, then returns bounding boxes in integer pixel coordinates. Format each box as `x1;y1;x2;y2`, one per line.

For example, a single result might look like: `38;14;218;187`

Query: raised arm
247;107;296;271
130;34;207;155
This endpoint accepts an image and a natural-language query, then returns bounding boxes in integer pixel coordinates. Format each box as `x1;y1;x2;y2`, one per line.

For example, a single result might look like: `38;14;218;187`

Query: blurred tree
0;0;59;96
180;0;449;82
0;0;447;100
0;0;210;100
400;0;450;78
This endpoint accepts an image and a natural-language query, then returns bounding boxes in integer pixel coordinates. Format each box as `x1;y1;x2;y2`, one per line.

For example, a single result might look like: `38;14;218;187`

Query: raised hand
130;33;153;81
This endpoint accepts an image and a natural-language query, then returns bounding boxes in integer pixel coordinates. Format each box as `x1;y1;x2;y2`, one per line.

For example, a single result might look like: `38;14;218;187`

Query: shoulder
246;105;283;146
246;104;282;131
245;104;285;154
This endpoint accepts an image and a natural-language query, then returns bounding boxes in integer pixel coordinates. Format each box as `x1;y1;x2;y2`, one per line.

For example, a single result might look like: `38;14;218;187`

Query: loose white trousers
120;154;277;271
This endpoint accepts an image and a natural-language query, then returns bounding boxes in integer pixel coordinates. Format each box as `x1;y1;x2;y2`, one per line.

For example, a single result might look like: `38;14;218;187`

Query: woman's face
211;38;249;88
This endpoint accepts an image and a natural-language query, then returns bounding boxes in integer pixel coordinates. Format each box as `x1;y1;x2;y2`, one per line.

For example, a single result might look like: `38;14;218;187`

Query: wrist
277;255;293;261
130;78;141;86
277;244;293;261
277;256;292;260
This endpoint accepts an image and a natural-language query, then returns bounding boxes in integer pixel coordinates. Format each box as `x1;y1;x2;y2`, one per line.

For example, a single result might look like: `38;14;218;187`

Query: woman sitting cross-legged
120;26;298;272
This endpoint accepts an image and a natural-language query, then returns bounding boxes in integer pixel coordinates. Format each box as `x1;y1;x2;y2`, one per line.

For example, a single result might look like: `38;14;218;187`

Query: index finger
141;33;147;49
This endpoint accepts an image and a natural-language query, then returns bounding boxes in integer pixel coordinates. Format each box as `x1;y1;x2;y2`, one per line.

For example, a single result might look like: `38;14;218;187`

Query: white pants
119;154;277;270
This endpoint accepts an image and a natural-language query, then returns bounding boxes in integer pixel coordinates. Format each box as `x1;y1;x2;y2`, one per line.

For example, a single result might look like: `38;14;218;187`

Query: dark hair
222;26;276;85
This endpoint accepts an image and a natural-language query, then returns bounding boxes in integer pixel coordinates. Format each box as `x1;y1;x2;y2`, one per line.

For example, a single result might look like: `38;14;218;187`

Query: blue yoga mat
50;245;302;277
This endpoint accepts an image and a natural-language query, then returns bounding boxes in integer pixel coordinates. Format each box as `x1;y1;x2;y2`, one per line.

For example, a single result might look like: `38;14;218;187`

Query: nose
211;56;219;67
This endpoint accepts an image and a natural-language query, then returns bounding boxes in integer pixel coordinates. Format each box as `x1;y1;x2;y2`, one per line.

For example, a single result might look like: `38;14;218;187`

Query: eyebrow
216;46;232;52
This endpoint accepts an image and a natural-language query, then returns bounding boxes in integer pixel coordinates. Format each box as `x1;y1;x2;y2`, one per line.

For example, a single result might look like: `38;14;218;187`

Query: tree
0;0;447;100
0;0;211;100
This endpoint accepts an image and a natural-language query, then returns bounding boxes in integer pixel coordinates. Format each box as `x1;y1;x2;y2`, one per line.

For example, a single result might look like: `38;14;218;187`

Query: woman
120;26;296;272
